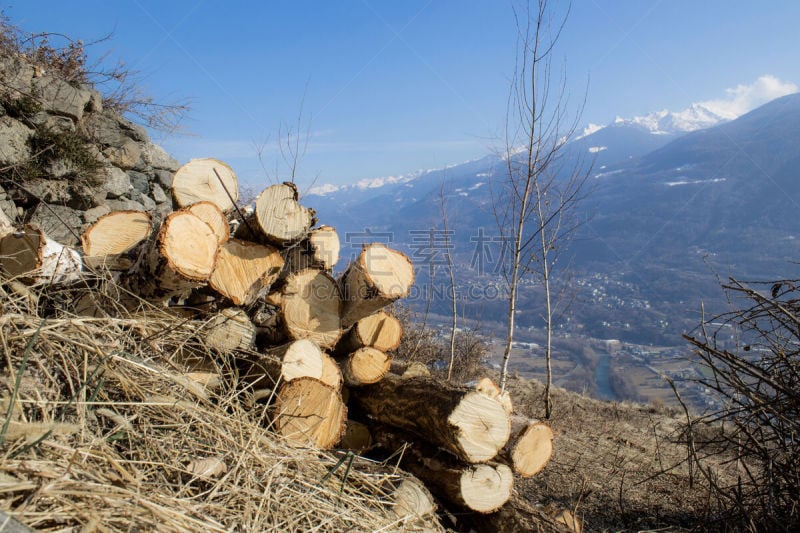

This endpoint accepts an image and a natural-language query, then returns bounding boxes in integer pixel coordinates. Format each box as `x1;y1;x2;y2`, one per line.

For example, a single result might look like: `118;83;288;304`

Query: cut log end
0;225;82;285
160;210;219;281
205;308;256;353
279;339;324;382
253;183;314;244
449;392;511;463
272;377;346;449
511;422;554;477
391;478;436;519
319;352;343;391
460;463;514;514
281;269;342;350
208;239;283;306
172;158;239;212
340;346;391;387
187;201;230;245
81;210;152;270
340;310;402;353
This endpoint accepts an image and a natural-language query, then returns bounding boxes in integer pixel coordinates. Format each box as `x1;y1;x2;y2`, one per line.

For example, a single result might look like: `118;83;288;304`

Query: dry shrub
682;277;800;531
0;278;442;532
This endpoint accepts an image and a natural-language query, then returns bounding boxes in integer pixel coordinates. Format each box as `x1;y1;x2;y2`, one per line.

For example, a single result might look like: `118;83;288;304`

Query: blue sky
6;1;800;190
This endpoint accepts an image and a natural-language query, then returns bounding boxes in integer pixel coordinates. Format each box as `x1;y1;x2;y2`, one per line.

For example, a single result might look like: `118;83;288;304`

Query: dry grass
0;277;443;532
498;372;739;532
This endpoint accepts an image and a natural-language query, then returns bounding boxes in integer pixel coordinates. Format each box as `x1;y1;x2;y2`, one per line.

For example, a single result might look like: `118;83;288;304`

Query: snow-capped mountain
610;103;728;135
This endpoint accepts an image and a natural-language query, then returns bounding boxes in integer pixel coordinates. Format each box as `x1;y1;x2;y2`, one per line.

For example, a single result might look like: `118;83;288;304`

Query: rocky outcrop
0;53;179;244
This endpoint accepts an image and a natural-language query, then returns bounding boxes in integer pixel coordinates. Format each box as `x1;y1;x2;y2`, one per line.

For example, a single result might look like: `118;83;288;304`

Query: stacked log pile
0;154;563;530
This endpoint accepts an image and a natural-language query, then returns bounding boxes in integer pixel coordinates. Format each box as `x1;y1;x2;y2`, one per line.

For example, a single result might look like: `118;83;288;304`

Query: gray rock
151;183;168;204
0;117;34;165
0;57;35;95
106;199;145;212
83;205;111;224
143;142;180;171
127;171;150;194
86;91;103;114
23;178;71;204
85;111;127;147
154;169;173;188
140;194;156;211
67;182;104;210
32;76;94;121
0;185;18;223
29;203;83;246
101;166;133;198
28;112;76;132
102;139;142;170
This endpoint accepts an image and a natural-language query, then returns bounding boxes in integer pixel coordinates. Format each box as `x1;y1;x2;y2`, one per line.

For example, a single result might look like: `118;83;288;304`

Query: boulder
29;203;83;246
101;166;133;198
0;117;33;165
127;171;150;195
32;76;94;121
143;142;180;171
102;139;142;170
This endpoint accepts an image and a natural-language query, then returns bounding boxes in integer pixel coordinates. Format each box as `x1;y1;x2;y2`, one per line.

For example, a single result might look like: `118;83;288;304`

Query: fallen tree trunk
127;209;219;301
350;374;510;463
337;310;402;354
271;376;346;449
0;224;82;285
499;415;554;478
237;182;315;245
337;346;392;387
373;427;513;514
208;238;283;306
171;158;239;213
282;225;340;274
339;243;414;327
272;268;342;350
239;339;324;391
81;210;152;270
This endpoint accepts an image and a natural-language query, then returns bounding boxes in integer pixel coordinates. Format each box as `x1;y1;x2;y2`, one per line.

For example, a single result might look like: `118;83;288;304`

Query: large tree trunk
271;376;346;449
337;346;392;387
81;210;152;270
350;374;510;463
171;158;239;213
273;268;342;350
239;339;324;391
186;200;230;245
339;243;414;327
127;209;219;302
237;182;315;245
282;225;340;274
207;238;284;306
337;310;402;354
0;224;82;285
373;427;513;514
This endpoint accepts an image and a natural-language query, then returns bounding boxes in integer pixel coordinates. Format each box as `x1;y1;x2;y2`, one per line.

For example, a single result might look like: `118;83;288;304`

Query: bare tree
439;181;458;381
494;0;589;417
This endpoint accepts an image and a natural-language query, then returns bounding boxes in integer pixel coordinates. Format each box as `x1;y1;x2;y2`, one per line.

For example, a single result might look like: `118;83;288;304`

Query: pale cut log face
362;244;414;298
448;392;511;462
255;183;314;243
512;423;554;477
187;201;230;245
391;479;436;518
208;239;283;306
282;269;342;349
309;226;340;269
460;464;513;513
347;346;391;385
273;377;347;449
172;158;239;212
82;210;152;269
281;339;324;382
355;311;402;352
161;212;219;280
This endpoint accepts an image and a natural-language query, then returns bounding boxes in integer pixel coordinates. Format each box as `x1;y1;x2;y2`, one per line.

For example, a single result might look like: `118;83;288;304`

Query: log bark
337;346;392;387
186;200;230;245
208;238;284;306
389;361;431;378
339;243;414;327
237;182;315;245
337;310;402;353
204;307;256;353
373;427;513;514
171;158;239;212
350;374;510;463
461;494;580;533
282;225;340;274
81;210;152;270
239;339;324;391
0;224;82;285
127;209;219;301
319;352;343;392
272;376;346;449
275;268;342;350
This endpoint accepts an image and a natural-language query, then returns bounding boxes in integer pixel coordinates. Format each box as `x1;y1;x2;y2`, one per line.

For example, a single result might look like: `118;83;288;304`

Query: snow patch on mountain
585;75;798;137
588;146;607;153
